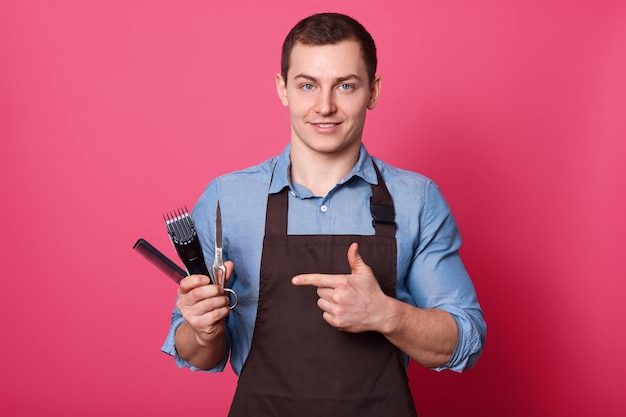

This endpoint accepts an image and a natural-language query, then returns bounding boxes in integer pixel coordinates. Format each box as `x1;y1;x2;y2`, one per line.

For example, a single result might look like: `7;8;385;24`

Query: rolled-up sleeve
160;304;230;373
404;181;486;372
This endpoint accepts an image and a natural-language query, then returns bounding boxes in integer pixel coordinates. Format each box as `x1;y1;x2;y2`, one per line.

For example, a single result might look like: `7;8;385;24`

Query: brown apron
228;165;417;417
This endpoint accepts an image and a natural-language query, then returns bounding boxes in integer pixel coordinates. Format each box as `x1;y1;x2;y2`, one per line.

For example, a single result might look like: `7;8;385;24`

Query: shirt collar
269;144;378;195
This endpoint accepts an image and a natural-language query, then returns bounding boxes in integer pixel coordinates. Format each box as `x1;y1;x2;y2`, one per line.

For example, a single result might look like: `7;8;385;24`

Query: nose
314;89;336;116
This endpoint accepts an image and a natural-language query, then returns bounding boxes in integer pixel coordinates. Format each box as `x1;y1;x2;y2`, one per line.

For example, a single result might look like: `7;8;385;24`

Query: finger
185;304;230;330
196;293;231;312
292;273;340;288
182;295;228;316
213;261;235;287
322;311;343;331
317;296;333;312
223;261;235;283
177;287;229;315
179;274;212;292
347;242;371;275
316;287;335;301
178;280;224;304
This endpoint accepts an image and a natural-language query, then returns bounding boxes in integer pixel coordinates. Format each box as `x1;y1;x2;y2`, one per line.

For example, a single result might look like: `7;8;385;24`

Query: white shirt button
320;205;328;212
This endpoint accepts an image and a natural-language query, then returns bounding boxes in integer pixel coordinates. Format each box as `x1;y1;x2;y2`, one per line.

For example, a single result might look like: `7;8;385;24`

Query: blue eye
339;83;353;91
302;83;315;91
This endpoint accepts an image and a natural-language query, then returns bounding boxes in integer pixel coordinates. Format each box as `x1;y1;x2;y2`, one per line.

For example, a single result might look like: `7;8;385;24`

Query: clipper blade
164;207;195;244
164;207;210;277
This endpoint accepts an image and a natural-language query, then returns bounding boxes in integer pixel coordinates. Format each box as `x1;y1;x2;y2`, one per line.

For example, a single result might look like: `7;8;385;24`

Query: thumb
220;260;235;286
347;242;371;275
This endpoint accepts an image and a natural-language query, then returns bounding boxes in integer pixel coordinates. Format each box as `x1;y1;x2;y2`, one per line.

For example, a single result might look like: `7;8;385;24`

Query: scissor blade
215;200;223;249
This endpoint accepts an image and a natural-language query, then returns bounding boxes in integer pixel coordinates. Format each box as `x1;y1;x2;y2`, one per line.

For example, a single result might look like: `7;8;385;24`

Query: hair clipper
164;208;212;279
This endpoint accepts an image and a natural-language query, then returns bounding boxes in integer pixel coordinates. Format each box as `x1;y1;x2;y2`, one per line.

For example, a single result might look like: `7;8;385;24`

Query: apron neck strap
370;162;396;238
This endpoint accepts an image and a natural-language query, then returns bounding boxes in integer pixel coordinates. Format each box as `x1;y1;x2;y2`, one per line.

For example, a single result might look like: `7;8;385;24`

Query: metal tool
212;201;229;288
164;205;238;309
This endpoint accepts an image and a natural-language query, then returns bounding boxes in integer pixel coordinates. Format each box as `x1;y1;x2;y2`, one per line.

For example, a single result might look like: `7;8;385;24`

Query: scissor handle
212;264;238;309
212;264;226;286
224;288;238;310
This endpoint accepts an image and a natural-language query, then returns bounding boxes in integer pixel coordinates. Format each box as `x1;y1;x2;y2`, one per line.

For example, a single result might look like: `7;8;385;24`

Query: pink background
2;1;625;416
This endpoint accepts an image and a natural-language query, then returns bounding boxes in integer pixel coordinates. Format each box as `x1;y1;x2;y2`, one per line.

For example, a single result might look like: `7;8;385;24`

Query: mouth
311;122;341;129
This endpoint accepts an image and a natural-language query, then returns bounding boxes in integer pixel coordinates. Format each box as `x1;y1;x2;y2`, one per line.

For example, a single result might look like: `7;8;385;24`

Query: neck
290;143;361;197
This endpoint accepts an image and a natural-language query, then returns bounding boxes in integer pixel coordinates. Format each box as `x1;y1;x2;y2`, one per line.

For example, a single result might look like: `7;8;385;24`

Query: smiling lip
310;122;342;130
310;122;341;134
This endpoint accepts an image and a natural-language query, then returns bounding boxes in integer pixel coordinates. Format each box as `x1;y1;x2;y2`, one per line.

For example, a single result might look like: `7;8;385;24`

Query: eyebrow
292;73;363;84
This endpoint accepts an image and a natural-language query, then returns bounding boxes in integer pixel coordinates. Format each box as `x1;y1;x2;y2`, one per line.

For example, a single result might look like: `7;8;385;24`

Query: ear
367;75;382;110
276;73;289;107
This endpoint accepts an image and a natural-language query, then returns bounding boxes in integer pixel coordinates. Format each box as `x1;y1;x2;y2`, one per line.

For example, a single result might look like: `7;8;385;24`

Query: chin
311;141;357;155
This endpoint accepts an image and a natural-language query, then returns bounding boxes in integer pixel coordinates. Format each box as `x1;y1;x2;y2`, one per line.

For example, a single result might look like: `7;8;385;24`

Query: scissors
213;200;238;309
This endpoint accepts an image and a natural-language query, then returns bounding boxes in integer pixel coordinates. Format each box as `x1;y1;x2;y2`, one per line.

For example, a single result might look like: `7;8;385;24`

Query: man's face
276;40;381;158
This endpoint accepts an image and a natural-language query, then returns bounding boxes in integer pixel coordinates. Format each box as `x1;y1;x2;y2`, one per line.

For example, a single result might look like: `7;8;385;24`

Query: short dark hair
281;13;378;85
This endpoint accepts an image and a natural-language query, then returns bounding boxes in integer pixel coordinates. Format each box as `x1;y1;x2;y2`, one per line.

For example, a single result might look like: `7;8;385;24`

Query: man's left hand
292;242;392;333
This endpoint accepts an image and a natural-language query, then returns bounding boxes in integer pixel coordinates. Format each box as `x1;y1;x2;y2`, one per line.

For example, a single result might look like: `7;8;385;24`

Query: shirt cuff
160;316;229;373
431;304;485;372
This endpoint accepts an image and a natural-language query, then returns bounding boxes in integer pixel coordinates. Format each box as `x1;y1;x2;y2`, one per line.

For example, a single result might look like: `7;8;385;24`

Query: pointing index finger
292;273;338;288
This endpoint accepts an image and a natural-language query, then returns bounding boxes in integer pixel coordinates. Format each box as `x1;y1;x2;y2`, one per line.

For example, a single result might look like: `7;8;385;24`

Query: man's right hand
174;261;234;369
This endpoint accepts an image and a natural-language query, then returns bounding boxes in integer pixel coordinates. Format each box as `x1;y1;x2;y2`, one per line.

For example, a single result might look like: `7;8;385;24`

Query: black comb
133;238;186;284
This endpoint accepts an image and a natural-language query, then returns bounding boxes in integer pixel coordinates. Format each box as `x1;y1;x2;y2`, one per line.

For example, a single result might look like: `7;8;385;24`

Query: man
162;12;485;416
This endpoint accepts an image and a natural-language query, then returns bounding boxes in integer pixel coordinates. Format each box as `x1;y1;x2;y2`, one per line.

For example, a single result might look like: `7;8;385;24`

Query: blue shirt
162;144;486;374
